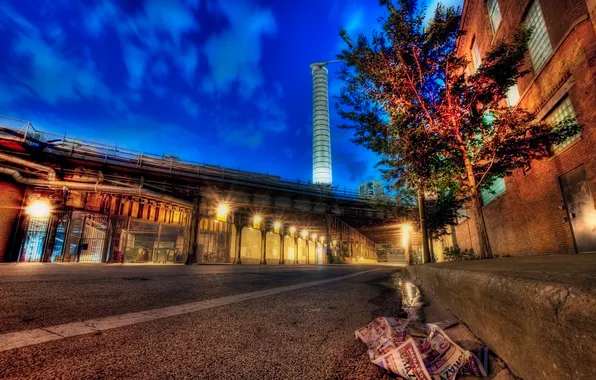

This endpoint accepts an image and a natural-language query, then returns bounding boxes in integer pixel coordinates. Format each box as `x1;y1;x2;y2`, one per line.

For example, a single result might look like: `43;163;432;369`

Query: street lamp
216;203;229;221
253;215;262;229
26;200;51;218
301;230;308;239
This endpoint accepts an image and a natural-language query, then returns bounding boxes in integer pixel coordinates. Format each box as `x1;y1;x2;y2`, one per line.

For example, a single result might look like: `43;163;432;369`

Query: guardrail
0;116;374;202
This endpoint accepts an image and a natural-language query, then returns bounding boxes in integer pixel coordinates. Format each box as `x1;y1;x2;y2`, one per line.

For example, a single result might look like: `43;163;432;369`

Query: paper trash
355;317;487;380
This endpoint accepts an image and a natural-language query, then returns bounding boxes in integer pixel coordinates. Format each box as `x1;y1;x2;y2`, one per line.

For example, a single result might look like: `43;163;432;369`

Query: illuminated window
546;97;580;154
471;38;481;70
487;0;502;32
525;1;552;71
481;177;506;205
506;84;520;106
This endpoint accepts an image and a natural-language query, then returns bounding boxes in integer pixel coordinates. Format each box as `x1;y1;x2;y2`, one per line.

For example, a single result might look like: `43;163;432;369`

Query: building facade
454;0;596;256
357;180;385;199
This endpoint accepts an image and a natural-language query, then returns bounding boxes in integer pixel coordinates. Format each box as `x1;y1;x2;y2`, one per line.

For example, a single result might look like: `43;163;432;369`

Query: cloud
181;96;200;118
123;44;148;89
152;59;169;78
3;26;113;107
255;90;288;132
84;0;201;88
334;150;370;182
203;0;276;98
220;124;264;149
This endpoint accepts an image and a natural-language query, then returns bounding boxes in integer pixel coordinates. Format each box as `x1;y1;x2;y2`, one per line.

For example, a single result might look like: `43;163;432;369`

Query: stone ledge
405;256;596;380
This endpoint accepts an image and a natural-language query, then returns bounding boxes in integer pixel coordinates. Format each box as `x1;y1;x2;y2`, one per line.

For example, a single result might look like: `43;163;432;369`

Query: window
471;38;481;70
546;96;580;154
525;1;552;71
456;207;467;224
506;84;520;106
481;177;506;205
487;0;502;32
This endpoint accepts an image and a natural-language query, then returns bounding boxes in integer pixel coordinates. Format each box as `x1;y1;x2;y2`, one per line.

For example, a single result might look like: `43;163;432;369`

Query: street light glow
253;215;262;223
289;226;296;233
273;221;281;229
26;200;51;218
401;224;412;248
301;230;308;238
216;203;229;217
312;233;317;240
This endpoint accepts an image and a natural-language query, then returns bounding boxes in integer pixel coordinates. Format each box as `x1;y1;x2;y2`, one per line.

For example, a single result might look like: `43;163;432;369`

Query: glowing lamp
26;200;51;218
301;230;308;239
216;203;229;221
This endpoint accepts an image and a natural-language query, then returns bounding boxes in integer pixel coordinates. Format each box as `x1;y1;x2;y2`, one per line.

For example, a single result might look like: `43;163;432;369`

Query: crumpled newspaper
356;317;487;379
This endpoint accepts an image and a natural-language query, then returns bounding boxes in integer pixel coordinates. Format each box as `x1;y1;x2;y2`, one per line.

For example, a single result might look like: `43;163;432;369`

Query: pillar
279;231;285;265
260;229;267;265
235;225;243;264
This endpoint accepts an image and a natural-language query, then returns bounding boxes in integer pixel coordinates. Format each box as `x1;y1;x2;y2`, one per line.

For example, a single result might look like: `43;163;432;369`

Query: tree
336;0;580;259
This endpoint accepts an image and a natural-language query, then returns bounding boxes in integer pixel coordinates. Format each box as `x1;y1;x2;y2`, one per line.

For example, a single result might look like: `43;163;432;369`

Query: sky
0;0;461;191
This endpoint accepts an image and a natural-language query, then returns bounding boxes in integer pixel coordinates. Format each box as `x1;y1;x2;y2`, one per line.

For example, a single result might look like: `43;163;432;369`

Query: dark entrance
560;165;596;253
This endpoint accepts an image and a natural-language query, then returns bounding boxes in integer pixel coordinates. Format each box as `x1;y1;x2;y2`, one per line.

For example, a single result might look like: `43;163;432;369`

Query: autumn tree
336;0;580;258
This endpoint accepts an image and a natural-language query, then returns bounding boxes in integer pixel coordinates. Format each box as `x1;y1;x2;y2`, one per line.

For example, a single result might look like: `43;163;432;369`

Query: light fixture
301;230;308;238
253;215;262;223
216;203;229;221
273;221;281;229
26;200;51;218
312;233;318;240
289;226;296;233
320;236;325;242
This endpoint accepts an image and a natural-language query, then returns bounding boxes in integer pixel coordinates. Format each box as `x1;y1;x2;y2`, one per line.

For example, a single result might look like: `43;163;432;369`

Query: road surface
0;264;403;379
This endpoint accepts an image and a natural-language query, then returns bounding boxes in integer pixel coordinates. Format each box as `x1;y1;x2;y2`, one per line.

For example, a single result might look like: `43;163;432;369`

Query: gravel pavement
0;264;403;379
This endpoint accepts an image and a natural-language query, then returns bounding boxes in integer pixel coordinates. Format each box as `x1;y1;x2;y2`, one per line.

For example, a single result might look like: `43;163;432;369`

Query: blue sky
0;0;460;191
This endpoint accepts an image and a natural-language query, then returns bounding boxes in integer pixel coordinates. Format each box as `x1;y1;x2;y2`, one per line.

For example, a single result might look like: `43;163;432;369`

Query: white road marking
0;268;380;352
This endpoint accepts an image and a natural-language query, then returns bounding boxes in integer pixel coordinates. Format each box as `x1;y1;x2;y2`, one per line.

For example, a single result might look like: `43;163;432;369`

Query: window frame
524;0;552;72
481;177;506;206
545;96;580;156
487;0;502;33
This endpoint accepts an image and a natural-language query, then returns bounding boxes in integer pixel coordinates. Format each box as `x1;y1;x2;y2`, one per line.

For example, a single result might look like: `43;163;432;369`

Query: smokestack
310;62;332;185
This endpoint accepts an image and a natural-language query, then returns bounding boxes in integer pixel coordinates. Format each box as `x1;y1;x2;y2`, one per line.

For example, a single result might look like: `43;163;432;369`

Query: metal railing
0;116;373;202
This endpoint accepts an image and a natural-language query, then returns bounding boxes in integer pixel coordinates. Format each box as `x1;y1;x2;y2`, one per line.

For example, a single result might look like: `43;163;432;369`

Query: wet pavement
0;264;403;379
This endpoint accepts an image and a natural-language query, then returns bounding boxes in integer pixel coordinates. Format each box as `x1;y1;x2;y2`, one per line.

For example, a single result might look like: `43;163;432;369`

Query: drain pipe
0;152;56;180
0;166;192;208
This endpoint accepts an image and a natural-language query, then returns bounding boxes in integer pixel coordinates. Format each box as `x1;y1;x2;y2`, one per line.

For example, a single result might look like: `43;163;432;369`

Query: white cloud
123;44;148;90
203;0;276;98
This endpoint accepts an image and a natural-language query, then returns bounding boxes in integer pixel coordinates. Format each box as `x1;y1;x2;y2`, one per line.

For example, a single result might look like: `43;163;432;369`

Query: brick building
453;0;596;256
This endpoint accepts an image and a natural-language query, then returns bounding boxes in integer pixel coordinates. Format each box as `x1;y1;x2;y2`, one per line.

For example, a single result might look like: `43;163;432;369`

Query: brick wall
0;180;25;261
454;0;596;256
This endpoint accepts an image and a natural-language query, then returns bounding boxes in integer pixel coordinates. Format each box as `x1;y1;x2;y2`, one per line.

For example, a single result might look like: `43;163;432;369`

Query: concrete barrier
406;257;596;380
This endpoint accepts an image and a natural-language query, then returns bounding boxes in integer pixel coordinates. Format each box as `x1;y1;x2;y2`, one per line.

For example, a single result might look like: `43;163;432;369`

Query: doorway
560;165;596;253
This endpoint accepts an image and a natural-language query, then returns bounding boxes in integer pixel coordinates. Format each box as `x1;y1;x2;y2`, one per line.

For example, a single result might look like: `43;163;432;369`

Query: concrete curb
405;264;596;380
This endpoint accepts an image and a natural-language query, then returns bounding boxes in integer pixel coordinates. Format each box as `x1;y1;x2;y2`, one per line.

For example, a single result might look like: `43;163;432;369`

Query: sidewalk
405;254;596;380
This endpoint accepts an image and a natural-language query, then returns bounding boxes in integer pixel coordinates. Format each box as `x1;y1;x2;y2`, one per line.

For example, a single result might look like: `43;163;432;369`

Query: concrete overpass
0;118;407;265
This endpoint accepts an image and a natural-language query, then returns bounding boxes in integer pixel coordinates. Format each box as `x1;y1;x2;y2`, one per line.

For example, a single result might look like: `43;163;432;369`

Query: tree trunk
417;187;431;264
463;156;493;259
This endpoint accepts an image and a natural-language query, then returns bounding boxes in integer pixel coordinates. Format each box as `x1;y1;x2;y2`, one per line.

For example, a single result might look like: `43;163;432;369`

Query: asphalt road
0;264;404;379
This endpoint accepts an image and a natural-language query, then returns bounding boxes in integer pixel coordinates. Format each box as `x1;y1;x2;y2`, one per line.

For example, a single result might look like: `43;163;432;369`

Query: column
279;231;285;265
260;229;267;265
235;225;243;264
